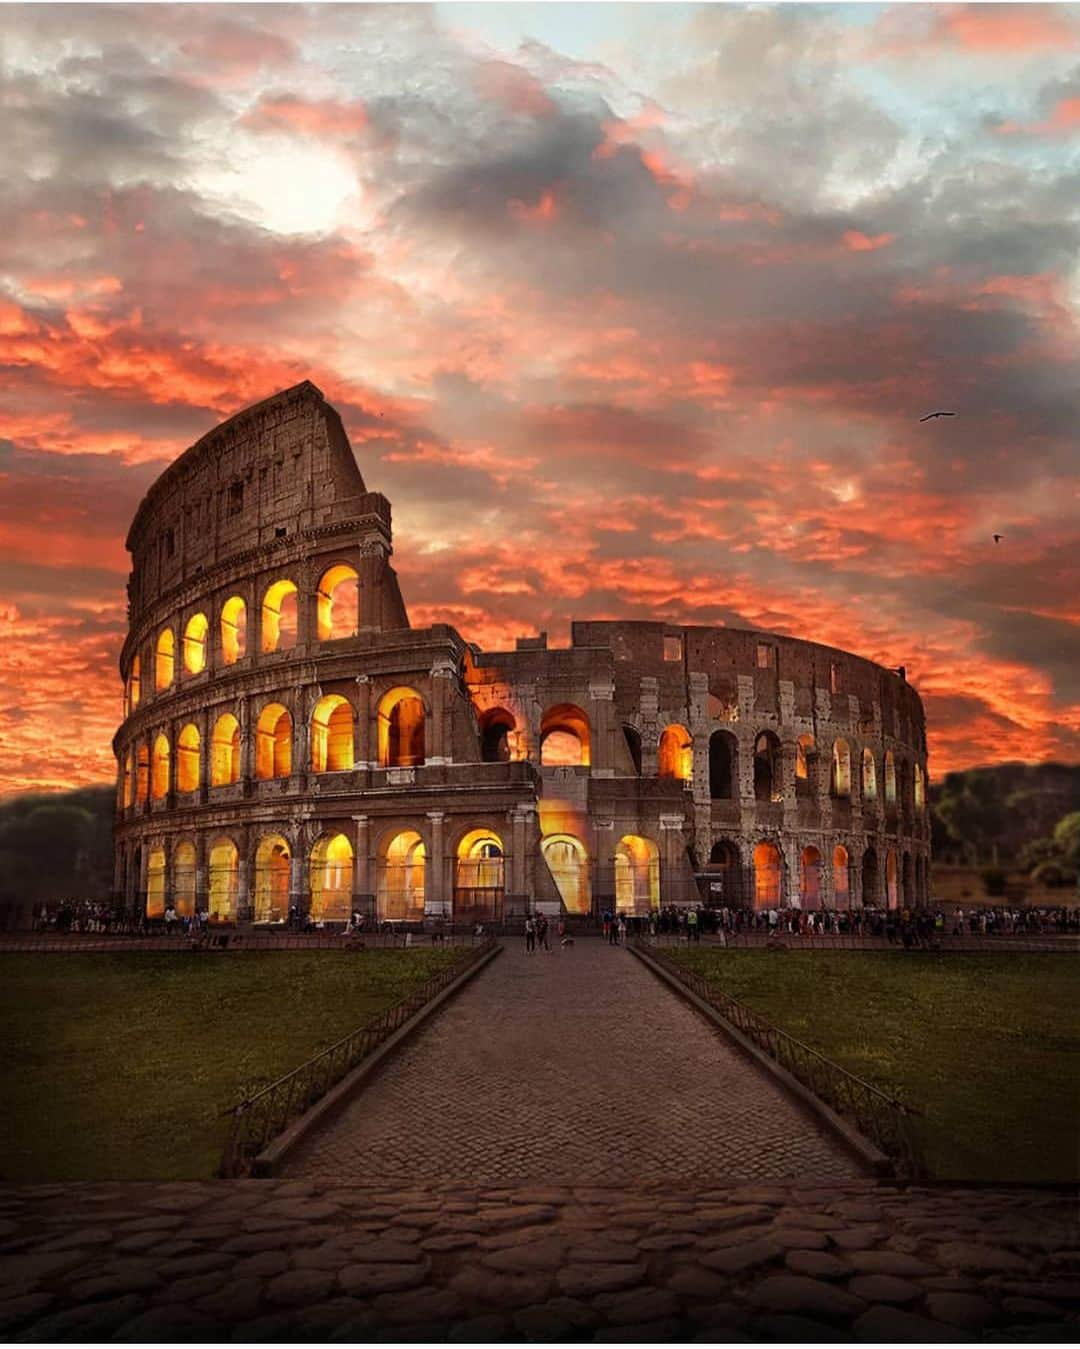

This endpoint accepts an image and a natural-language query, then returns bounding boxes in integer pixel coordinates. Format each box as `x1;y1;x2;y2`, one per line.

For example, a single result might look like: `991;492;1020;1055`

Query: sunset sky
2;2;1079;795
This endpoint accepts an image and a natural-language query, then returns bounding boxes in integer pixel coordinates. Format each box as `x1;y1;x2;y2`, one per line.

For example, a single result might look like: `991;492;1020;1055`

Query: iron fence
218;936;498;1177
632;939;926;1178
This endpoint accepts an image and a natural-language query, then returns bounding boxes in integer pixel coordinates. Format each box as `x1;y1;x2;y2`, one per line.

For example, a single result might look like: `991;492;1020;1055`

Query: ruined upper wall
126;382;383;623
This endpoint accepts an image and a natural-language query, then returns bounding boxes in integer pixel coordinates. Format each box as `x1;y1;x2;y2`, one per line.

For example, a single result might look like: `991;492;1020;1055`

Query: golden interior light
210;713;241;786
614;834;659;914
256;703;292;779
261;579;298;654
155;628;175;690
316;564;360;641
832;738;851;796
863;747;877;799
311;694;354;772
208;838;238;919
221;596;247;665
176;723;200;792
310;832;353;922
800;845;822;909
378;829;425;921
254;833;291;923
146;848;166;918
658;724;693;780
150;733;170;800
541;833;590;913
183;612;209;675
753;841;782;909
540;703;590;767
377;686;426;767
174;841;196;917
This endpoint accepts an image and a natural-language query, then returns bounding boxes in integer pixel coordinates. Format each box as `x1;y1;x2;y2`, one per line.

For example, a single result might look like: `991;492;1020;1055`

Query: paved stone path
1;1180;1076;1341
286;941;862;1184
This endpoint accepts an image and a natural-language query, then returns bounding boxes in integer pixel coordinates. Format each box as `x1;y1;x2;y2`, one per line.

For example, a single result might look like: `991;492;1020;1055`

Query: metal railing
632;939;925;1178
644;930;1078;954
0;927;492;954
219;936;498;1177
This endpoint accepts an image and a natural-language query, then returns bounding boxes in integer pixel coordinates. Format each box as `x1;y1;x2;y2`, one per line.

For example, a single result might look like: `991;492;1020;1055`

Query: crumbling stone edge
252;941;504;1176
626;941;894;1179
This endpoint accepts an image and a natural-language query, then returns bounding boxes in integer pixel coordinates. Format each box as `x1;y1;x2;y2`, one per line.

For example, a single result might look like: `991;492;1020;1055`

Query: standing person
609;912;619;946
537;914;550;952
687;907;699;943
524;914;536;954
616;915;627;945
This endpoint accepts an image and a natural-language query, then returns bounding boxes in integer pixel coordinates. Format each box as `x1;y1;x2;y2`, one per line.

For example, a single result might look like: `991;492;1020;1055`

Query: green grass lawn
666;949;1080;1183
0;949;461;1182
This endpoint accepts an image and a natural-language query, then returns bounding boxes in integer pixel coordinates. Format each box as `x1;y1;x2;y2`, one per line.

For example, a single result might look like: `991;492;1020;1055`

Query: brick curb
252;941;503;1176
627;940;894;1179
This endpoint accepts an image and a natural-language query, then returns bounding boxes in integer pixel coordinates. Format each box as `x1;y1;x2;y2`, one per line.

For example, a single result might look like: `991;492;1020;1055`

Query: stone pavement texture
1;1180;1077;1341
286;941;861;1184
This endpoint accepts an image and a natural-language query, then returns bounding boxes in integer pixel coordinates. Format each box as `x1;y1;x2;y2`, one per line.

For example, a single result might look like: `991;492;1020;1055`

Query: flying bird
919;411;957;421
993;534;1003;543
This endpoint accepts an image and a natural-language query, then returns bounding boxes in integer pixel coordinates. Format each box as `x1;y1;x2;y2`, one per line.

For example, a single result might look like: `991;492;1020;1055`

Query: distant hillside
0;785;115;905
930;762;1080;868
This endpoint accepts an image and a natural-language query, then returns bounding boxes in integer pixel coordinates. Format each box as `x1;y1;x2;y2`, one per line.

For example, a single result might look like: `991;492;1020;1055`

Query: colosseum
113;381;931;927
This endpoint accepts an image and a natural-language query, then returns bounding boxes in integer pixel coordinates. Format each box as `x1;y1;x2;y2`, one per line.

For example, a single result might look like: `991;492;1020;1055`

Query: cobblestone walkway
286;941;861;1184
1;1180;1076;1341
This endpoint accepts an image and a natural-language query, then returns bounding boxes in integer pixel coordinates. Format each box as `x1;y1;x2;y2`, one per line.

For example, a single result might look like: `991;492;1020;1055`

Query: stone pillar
294;684;311;780
357;542;389;634
639;677;660;777
354;675;371;768
425;811;448;918
289;820;308;918
240;695;255;786
197;707;210;802
589;679;616;778
429;661;456;765
195;832;208;917
660;813;687;906
595;817;616;913
352;814;372;915
511;808;527;897
138;844;149;919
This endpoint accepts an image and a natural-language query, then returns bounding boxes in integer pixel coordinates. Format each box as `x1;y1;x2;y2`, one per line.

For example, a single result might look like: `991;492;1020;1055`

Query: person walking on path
687;907;699;943
616;915;627;945
524;914;536;954
537;914;551;952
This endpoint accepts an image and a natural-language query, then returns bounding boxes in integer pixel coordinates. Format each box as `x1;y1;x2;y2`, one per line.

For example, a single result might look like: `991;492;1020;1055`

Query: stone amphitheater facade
113;382;931;925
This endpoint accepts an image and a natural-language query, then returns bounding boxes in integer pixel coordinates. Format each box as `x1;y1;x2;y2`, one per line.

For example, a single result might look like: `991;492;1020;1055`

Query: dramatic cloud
1;1;1078;794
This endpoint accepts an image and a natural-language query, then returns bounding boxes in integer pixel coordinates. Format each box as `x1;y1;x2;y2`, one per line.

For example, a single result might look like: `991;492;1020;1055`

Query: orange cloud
842;231;896;253
242;94;369;137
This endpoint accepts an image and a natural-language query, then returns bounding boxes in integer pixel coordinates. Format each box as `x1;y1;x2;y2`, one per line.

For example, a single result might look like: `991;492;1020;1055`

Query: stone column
294;684;311;780
195;832;208;916
639;677;660;777
425;811;448;918
240;695;256;786
659;812;687;907
352;814;372;914
588;679;616;778
510;808;527;897
289;819;307;918
236;827;252;923
595;817;616;913
197;707;210;802
354;675;371;768
428;662;456;765
138;844;150;919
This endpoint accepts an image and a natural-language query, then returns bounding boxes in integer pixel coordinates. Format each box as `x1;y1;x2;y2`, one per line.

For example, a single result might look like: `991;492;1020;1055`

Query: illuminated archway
210;713;241;786
795;734;815;794
885;751;897;806
126;655;141;715
146;847;166;919
832;739;851;797
122;750;134;808
540;704;591;767
705;840;742;908
221;596;247;665
183;613;209;675
136;743;149;805
800;846;822;910
914;763;925;809
150;733;170;800
833;845;850;909
316;564;359;641
886;849;899;909
754;732;782;802
541;834;590;914
311;694;354;773
862;748;877;800
176;723;200;793
614;835;659;915
208;838;239;920
155;628;175;690
254;834;291;923
377;830;426;922
658;724;693;780
377;687;426;768
173;841;196;917
479;707;515;763
454;828;505;920
256;703;292;779
261;579;298;654
753;842;782;909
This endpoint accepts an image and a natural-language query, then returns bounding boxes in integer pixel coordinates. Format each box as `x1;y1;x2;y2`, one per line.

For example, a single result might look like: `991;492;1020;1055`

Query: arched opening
377;687;426;768
173;841;196;918
902;853;914;907
659;724;693;780
155;629;174;690
914;762;925;809
886;849;899;909
377;830;425;922
221;596;247;665
708;678;738;723
454;828;505;922
795;734;814;796
800;846;822;910
885;750;897;807
479;707;515;763
753;842;782;909
176;723;200;793
146;848;166;919
540;704;591;767
316;564;360;641
183;613;209;675
614;835;659;916
136;743;149;806
126;655;141;715
311;695;355;773
254;834;291;923
862;846;879;907
833;845;850;909
621;725;642;776
709;731;736;799
832;739;851;797
541;834;590;914
261;579;298;654
150;733;170;800
704;840;742;907
256;703;292;780
122;750;134;808
754;731;782;802
862;748;877;800
210;713;241;786
208;839;239;921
